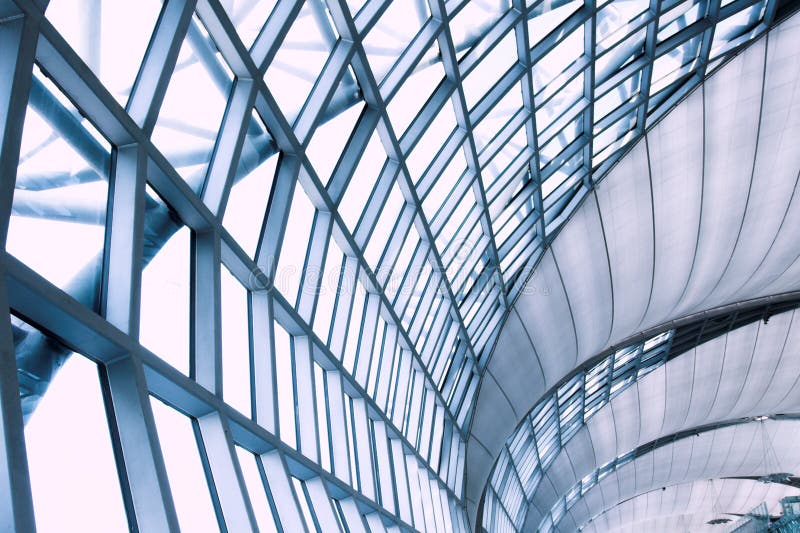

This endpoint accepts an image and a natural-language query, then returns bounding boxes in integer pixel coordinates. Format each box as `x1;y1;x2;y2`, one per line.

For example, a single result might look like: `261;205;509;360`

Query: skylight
2;0;781;530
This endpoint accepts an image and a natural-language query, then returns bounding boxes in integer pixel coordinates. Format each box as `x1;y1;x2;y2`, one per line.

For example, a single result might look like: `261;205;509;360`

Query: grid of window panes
539;451;638;533
0;0;779;529
537;417;751;532
481;331;672;532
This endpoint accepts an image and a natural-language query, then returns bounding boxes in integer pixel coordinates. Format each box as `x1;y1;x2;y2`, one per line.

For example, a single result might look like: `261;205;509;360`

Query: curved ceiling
484;306;800;530
550;418;800;531
468;10;800;526
564;478;799;532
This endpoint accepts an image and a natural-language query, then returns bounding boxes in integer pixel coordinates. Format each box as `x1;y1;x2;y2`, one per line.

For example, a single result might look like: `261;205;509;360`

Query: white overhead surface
522;308;800;529
467;12;800;518
577;479;799;533
552;419;800;531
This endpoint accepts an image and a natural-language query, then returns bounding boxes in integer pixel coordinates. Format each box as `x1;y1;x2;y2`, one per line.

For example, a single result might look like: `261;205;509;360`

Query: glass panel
264;1;339;119
362;0;429;82
45;0;162;105
221;266;251;416
140;225;191;374
25;350;128;533
150;397;220;532
151;16;233;193
9;68;110;307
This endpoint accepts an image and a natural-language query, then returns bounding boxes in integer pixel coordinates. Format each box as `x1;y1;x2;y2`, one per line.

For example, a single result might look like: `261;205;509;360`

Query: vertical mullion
99;140;183;532
583;3;598;185
257;451;310;533
127;0;198;134
100;356;182;533
250;290;278;431
202;78;257;218
194;411;258;532
351;398;376;500
0;283;36;532
325;370;352;484
191;229;222;394
294;336;321;461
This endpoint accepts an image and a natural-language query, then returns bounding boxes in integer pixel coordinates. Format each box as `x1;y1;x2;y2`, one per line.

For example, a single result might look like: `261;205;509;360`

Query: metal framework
542;415;800;532
479;295;800;532
0;0;786;530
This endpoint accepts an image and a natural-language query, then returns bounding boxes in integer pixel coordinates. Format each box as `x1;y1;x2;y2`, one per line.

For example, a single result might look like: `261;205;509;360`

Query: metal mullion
593;95;644;134
294;41;356;145
427;170;475;235
353;159;398;247
351;397;377;500
194;0;253;76
328;256;359;357
31;12;280;292
249;0;305;70
594;56;647;97
418;391;437;458
201;78;257;217
512;1;548;252
433;10;511;309
468;63;526;125
540;133;588;179
458;10;522;77
297;211;333;322
293;336;322;461
375;205;415;287
352;0;392;35
258;451;311;532
250;289;279;432
535;57;590;109
220;0;480;456
375;326;399;410
439;342;466;399
255;154;300;275
538;95;590;143
127;0;198;134
379;19;442;103
530;6;592;63
466;292;501;344
389;351;413;429
194;410;259;531
191;229;223;394
304;476;345;531
397;79;455;154
489;174;535;221
325;369;352;484
392;244;429;316
430;323;459;385
582;7;597;187
252;287;468;509
484;146;534;205
328;107;381;204
100;143;184;531
416;128;466;197
406;270;439;344
419;300;451;366
449;238;487;300
477;109;529;167
2;255;443;528
497;211;538;258
354;293;381;385
366;322;387;396
0;15;38;511
438;207;480;268
371;420;396;512
696;0;723;81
